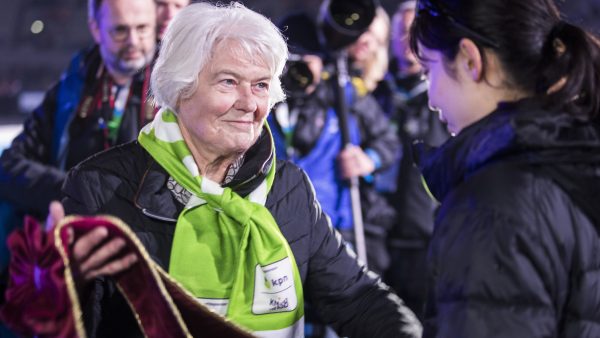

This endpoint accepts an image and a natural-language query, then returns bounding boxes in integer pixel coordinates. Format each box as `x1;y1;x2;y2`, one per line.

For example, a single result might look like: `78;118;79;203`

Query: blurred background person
347;6;391;94
155;0;191;40
0;0;157;329
0;0;157;229
410;0;600;336
373;0;450;320
270;12;399;277
269;11;402;338
0;0;191;233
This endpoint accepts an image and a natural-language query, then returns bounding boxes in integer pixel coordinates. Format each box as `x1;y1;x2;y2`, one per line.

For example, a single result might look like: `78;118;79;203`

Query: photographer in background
270;12;401;338
270;12;399;276
347;6;391;94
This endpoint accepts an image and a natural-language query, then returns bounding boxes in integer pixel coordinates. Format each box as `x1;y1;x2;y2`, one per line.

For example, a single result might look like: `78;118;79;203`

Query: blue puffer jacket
270;107;361;231
270;80;399;229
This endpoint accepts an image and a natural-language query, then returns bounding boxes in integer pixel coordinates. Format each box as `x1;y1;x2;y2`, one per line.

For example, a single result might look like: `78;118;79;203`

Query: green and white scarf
139;107;304;337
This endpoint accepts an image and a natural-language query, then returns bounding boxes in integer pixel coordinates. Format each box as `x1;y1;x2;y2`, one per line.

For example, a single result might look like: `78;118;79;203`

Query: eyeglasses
417;0;500;49
108;24;154;42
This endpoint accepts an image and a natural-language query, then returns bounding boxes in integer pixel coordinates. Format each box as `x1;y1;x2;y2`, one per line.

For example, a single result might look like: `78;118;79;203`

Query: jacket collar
134;159;181;222
414;98;600;202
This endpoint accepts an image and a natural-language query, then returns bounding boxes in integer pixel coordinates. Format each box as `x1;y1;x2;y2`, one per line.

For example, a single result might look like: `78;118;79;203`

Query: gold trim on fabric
53;215;88;338
114;283;149;338
154;266;256;337
53;215;196;337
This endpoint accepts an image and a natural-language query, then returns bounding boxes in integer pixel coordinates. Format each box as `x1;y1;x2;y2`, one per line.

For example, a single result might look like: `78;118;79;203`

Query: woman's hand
70;226;138;283
45;201;138;289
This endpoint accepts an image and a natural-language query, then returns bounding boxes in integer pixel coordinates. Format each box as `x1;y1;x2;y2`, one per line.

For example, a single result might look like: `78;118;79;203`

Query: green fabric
138;108;304;333
107;115;122;142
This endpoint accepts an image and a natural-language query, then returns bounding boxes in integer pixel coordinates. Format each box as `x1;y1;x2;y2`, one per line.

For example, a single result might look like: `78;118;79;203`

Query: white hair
151;2;289;110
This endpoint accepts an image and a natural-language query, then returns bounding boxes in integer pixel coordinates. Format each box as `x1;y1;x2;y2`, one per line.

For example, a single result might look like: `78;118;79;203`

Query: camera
281;56;315;98
318;0;377;51
279;0;377;97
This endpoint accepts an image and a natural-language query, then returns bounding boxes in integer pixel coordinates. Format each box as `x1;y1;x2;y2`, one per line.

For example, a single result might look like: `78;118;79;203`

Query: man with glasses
89;0;156;85
0;0;157;311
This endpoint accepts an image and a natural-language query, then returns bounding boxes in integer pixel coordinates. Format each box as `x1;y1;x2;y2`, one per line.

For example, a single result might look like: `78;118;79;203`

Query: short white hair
151;2;288;110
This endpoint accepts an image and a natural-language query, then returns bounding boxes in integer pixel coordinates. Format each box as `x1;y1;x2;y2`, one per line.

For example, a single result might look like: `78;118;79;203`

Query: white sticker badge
252;257;297;314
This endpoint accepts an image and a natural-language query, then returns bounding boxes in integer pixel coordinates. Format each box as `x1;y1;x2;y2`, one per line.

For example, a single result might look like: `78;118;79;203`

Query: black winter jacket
62;140;421;338
374;71;449;242
415;99;600;337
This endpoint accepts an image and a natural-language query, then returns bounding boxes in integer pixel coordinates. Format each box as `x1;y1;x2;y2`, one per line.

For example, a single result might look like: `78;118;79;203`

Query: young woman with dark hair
408;0;600;336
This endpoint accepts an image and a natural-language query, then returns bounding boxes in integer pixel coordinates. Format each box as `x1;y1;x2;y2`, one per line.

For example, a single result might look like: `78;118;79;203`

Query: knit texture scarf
139;107;304;336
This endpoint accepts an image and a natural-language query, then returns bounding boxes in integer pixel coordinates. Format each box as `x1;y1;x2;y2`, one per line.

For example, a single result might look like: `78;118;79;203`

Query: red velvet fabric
1;215;254;338
161;273;254;337
0;216;76;337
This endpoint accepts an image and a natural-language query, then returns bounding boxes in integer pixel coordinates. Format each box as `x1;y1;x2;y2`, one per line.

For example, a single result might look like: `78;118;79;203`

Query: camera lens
318;0;376;50
330;1;373;31
282;60;314;97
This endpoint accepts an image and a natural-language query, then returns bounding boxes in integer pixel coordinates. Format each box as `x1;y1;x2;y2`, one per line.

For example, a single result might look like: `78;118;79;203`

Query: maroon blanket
0;215;254;338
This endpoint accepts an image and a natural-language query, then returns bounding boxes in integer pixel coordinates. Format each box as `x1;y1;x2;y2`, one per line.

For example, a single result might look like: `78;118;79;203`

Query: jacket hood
414;98;600;227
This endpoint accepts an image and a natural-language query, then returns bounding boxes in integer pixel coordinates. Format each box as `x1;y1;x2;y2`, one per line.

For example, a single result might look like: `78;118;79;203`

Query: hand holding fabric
70;224;138;286
0;211;255;338
46;201;139;292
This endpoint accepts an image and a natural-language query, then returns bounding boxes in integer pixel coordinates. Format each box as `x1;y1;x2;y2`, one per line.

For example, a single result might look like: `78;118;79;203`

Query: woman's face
420;46;476;135
178;39;272;158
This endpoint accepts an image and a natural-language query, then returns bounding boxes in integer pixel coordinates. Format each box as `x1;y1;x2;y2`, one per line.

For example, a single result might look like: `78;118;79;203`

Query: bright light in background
18;91;45;113
30;20;44;34
0;125;22;154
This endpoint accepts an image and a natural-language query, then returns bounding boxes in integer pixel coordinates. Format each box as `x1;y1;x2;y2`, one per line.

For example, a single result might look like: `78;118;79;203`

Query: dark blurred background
0;0;599;144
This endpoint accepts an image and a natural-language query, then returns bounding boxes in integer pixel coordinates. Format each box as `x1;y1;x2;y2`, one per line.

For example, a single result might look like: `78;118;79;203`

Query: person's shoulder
434;162;568;261
63;141;151;214
53;44;100;100
268;160;311;204
68;141;149;179
273;160;307;189
350;89;385;120
448;161;572;225
454;161;531;201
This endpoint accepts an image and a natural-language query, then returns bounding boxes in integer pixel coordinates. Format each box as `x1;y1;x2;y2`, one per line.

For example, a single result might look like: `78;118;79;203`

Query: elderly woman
54;3;421;337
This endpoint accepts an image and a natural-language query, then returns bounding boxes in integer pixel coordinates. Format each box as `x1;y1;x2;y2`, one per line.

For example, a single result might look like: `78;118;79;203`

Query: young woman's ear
457;38;483;82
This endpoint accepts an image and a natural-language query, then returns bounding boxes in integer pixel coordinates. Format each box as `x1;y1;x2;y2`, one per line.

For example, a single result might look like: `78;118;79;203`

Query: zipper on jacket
141;208;177;223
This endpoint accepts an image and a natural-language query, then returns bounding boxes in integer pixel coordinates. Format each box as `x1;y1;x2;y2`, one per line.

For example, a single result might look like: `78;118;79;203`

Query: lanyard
274;103;299;158
77;65;152;150
106;81;131;143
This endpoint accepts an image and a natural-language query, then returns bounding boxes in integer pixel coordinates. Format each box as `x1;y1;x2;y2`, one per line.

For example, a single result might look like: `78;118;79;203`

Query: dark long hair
410;0;600;119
